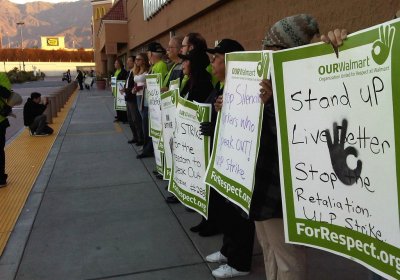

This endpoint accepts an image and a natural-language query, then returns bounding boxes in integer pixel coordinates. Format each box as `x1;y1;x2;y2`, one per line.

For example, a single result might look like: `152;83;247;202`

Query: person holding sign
161;36;184;91
252;15;320;280
180;33;218;89
203;39;257;279
113;59;128;123
166;48;214;204
137;42;167;159
120;56;143;145
178;48;213;103
132;53;150;147
166;33;213;204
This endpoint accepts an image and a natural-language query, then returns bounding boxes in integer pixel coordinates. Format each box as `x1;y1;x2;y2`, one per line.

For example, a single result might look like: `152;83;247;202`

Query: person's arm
35;102;47;115
0;86;11;99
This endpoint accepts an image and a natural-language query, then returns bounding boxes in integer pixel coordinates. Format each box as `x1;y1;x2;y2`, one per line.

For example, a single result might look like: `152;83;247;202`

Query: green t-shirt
151;60;168;83
163;63;177;88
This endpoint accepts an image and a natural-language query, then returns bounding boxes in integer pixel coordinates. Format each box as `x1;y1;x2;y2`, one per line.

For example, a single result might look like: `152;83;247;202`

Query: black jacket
181;72;214;103
249;100;283;221
116;68;128;80
124;71;136;103
23;98;47;126
204;82;223;146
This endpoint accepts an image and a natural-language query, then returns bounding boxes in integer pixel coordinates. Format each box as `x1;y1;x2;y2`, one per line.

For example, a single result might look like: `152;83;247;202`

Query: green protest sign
145;73;162;139
168;96;211;217
271;19;400;279
152;139;163;174
158;129;165;152
146;73;164;174
113;80;127;111
204;51;268;214
169;78;180;91
161;89;178;180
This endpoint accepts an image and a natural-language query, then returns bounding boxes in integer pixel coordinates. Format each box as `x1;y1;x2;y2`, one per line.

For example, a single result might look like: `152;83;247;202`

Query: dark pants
217;195;255;272
0;120;9;182
137;95;153;155
126;100;143;142
30;115;47;134
116;110;127;122
78;81;83;90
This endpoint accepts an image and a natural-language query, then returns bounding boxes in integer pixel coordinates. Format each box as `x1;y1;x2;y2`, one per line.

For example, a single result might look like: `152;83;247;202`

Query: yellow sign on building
41;36;65;50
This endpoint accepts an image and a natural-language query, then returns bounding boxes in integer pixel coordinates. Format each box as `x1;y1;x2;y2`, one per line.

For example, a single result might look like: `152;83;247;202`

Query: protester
178;48;213;102
136;42;167;159
161;36;184;91
321;23;390;280
76;70;84;90
198;39;256;278
0;73;12;187
180;32;218;88
113;58;128;123
165;47;214;202
23;92;53;136
250;14;321;280
120;56;143;145
132;53;149;148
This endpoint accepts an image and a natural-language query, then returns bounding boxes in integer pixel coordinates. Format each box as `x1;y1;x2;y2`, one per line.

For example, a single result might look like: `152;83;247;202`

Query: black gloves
200;122;215;136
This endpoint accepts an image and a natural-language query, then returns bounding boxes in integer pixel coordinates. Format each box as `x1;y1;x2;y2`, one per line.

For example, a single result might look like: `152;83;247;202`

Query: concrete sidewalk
0;87;372;280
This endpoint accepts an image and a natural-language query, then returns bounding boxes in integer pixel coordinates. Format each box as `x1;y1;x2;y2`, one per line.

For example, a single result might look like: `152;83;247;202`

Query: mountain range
0;0;92;49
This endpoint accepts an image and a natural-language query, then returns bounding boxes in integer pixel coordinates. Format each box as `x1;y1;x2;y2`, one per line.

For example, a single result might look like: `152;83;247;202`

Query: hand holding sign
372;24;395;65
214;95;223;112
325;119;362;185
321;29;348;58
259;79;273;104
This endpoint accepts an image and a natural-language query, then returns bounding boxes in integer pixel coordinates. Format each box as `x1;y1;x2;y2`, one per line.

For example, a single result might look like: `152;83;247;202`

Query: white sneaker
212;264;250;278
205;251;227;263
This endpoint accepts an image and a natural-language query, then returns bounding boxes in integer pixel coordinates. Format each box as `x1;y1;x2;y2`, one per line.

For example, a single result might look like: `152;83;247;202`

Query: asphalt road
7;77;68;142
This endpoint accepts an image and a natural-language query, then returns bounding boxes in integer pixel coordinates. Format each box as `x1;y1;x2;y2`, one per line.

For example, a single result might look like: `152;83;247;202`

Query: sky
10;0;78;3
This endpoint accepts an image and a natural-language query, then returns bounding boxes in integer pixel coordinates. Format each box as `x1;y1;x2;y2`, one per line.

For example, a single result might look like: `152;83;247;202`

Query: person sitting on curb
23;92;53;136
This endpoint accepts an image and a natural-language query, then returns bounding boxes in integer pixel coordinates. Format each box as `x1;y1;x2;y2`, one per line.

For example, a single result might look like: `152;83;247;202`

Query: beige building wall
92;0;113;75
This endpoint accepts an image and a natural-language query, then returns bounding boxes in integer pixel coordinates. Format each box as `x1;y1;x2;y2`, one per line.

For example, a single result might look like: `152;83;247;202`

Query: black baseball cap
207;39;244;54
147;42;166;53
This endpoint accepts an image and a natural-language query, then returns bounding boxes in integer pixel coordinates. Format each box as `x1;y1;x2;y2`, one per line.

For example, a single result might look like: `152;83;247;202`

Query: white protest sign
114;80;126;111
168;96;211;217
169;78;180;91
271;19;400;279
205;51;269;214
145;73;162;139
161;89;178;179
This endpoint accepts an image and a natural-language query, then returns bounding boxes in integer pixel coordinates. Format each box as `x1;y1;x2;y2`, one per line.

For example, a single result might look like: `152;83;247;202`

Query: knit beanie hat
263;14;319;49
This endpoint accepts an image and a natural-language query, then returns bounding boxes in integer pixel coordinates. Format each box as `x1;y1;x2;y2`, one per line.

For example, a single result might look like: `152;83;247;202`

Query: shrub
6;68;43;83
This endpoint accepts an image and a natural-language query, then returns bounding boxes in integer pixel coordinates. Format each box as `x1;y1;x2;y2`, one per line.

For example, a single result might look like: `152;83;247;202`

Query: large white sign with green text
168;96;211;217
146;73;163;173
114;80;127;111
271;19;400;279
205;51;269;214
161;89;178;179
146;73;162;139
